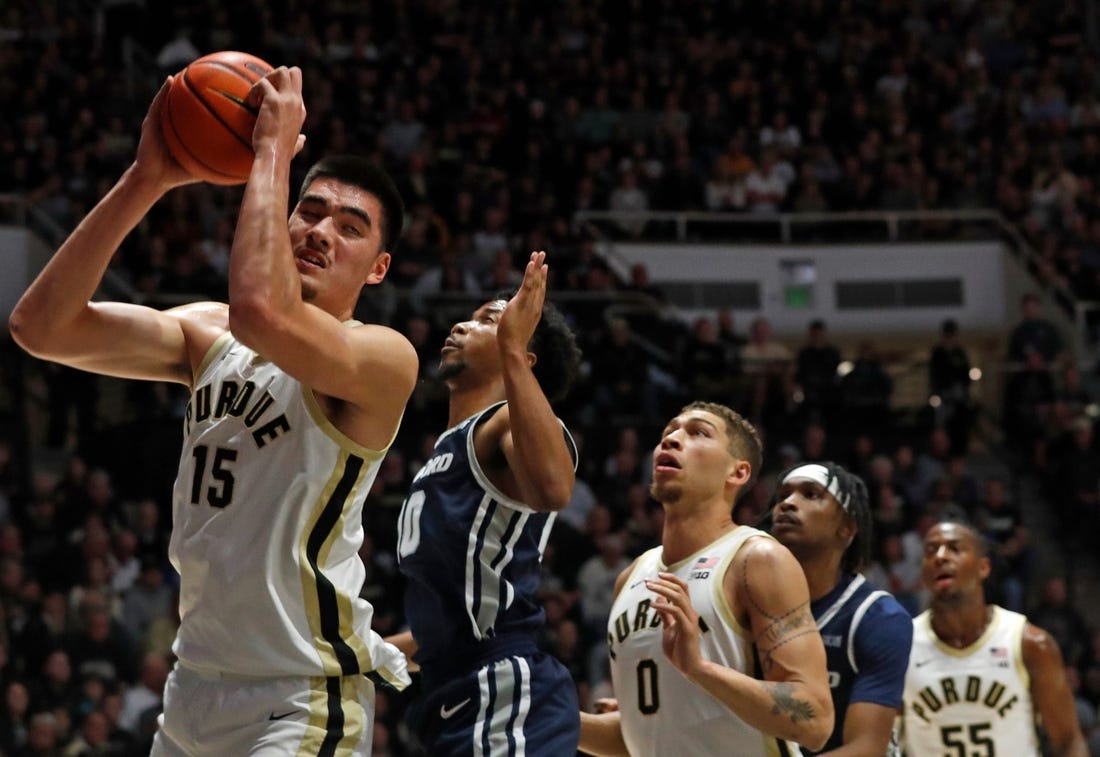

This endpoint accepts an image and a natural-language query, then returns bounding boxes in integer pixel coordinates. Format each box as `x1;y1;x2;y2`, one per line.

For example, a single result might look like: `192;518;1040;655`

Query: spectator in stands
677;316;736;405
741;316;793;425
119;556;171;642
744;149;791;213
117;652;167;737
1049;416;1100;543
588;316;657;422
794;319;841;426
840;341;893;440
0;680;31;755
974;475;1031;612
929;318;974;454
1003;349;1060;466
1030;576;1092;670
1007;292;1066;366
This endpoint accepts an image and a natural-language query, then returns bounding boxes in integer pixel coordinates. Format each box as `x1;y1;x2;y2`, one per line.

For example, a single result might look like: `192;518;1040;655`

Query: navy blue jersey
808;573;913;755
397;402;577;675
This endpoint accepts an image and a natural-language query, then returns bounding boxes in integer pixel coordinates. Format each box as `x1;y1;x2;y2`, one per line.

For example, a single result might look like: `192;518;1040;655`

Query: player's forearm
228;142;298;340
688;661;833;751
500;349;574;511
10;166;165;356
1049;732;1088;757
577;711;629;756
383;630;420;672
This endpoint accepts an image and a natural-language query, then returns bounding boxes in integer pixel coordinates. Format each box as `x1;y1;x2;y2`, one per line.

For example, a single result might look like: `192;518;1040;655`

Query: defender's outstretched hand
498;251;549;356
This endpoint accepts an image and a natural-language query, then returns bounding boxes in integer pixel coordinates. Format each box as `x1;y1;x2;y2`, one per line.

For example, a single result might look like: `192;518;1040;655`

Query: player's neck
798;552;844;601
930;600;993;649
661;506;735;564
447;383;505;428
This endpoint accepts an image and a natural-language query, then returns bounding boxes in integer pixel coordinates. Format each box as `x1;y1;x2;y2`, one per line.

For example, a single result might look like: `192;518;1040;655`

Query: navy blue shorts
410;649;579;756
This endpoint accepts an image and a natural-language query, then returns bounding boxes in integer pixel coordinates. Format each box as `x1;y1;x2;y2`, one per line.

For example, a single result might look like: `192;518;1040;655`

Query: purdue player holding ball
11;67;416;754
580;402;833;757
902;521;1087;756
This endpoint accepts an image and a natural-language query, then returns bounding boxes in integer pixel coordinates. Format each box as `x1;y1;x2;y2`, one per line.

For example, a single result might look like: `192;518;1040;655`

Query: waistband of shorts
175;660;288;683
420;633;539;686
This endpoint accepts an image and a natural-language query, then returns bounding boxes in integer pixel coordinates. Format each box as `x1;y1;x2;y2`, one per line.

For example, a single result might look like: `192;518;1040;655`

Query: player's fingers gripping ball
161;50;274;185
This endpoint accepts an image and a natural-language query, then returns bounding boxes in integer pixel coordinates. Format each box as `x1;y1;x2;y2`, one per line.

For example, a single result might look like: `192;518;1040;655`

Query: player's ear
365;251;391;285
726;458;751;489
838;515;857;547
977;555;992;581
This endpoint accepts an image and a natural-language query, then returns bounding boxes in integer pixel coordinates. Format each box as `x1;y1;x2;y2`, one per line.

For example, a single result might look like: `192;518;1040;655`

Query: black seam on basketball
169;77;245;180
180;69;255;155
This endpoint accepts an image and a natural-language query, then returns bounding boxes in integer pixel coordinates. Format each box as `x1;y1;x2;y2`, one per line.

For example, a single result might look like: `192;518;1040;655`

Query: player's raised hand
133;77;199;190
498;251;548;357
647;572;706;680
247;66;308;156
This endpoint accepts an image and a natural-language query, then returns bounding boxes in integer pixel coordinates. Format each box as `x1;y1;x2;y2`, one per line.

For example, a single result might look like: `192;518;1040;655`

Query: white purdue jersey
903;606;1037;756
607;526;802;757
169;332;409;687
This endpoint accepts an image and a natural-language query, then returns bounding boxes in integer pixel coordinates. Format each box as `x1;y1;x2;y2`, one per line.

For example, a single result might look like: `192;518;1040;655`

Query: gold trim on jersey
296;676;364;757
298;451;380;678
301;386;395;460
1011;609;1030;690
922;605;1006;658
192;331;234;386
655;525;770;640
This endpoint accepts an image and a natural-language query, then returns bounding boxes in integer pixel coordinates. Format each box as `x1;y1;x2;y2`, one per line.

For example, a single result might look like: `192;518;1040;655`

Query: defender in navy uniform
391;251;583;756
766;461;913;756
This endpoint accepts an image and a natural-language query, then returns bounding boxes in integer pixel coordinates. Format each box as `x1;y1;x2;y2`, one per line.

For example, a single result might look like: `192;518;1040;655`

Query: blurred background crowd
3;0;1100;754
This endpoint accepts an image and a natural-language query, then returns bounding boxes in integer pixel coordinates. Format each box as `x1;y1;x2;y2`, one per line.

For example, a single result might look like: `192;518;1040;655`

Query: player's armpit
1022;623;1088;757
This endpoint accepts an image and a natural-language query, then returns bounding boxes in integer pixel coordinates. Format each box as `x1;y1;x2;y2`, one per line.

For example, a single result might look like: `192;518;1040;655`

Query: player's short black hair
493;290;582;404
299;155;405;253
932;518;990;558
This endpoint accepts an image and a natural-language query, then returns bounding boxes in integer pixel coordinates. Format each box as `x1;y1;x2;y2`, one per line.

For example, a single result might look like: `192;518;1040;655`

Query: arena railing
574;208;1099;367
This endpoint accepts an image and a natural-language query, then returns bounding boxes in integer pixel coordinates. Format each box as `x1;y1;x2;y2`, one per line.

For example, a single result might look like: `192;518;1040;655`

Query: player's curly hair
493;290;582;404
299;155;405;253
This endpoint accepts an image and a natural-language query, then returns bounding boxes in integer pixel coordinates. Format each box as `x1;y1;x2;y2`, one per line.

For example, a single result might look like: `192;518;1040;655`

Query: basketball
161;51;275;185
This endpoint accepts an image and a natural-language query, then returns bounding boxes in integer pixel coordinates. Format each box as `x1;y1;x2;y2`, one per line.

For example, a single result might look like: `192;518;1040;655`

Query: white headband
780;463;851;511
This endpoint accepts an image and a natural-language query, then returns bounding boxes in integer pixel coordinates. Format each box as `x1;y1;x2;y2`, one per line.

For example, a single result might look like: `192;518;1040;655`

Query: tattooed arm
647;536;833;750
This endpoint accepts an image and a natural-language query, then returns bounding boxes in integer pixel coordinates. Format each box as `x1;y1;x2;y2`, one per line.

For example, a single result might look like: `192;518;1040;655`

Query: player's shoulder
729;531;805;596
349;320;418;360
733;529;796;567
1020;617;1060;658
168;300;230;329
858;587;913;625
167;301;230;375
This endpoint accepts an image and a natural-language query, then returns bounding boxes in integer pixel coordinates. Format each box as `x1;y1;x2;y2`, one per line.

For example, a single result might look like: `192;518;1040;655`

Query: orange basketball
161;51;274;185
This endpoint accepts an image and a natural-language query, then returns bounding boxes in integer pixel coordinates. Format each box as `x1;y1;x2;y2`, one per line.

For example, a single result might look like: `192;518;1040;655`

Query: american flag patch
990;646;1008;659
696;556;719;569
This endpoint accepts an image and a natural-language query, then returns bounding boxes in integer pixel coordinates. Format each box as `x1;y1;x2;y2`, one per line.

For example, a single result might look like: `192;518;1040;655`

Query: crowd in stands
2;0;1100;754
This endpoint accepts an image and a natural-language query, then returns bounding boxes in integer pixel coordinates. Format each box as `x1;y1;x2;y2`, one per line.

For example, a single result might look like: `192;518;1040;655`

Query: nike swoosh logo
913;659;933;668
440;697;472;720
268;711;296;721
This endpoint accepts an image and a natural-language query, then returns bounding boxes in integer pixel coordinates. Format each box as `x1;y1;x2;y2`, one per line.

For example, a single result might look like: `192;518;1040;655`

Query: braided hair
760;461;874;574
